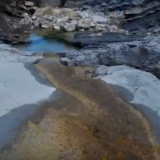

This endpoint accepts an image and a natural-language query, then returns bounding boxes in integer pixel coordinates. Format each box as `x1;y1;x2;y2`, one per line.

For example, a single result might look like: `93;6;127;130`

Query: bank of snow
97;65;160;141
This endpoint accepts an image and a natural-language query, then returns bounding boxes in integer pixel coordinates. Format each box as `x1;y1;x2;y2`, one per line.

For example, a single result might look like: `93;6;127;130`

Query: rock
32;15;37;20
77;11;91;19
33;20;39;27
101;2;106;7
90;22;96;28
60;16;69;23
41;24;49;29
60;57;73;66
52;8;61;16
63;23;75;32
52;8;76;19
71;20;78;25
34;7;76;19
0;43;55;149
23;13;29;18
77;21;85;29
53;24;60;30
72;32;143;48
124;2;160;32
96;26;105;32
95;65;108;76
99;45;149;67
79;29;85;32
98;65;160;140
22;51;36;56
33;7;53;16
81;5;92;11
64;50;100;66
93;15;108;23
25;1;34;7
44;15;53;21
62;8;76;19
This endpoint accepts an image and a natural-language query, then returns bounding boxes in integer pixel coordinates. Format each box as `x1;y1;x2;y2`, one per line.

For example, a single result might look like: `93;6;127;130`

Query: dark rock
72;32;144;48
60;34;160;79
99;45;149;67
124;2;160;32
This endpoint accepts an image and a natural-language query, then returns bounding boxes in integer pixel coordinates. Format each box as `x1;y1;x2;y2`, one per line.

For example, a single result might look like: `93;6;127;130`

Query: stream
16;29;76;54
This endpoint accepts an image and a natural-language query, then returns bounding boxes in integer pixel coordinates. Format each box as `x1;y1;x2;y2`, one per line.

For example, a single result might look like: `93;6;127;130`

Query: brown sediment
1;59;160;160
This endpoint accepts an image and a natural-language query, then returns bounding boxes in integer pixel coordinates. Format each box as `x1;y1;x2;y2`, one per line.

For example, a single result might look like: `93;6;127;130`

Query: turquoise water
21;34;74;53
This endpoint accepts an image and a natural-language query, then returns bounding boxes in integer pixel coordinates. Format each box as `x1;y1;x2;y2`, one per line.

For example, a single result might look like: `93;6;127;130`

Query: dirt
0;58;160;160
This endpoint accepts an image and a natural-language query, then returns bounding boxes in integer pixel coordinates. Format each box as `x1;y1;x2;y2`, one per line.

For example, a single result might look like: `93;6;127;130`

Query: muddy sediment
1;59;160;160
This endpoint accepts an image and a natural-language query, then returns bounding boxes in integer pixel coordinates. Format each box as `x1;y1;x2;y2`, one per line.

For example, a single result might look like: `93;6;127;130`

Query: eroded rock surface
97;65;160;142
0;62;159;160
0;44;56;149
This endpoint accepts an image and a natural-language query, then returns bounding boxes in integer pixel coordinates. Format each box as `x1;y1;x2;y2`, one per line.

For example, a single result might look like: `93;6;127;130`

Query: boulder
34;7;76;19
32;15;37;20
33;7;53;16
41;24;49;28
60;57;73;66
63;23;76;32
61;8;76;19
98;65;160;141
52;8;61;16
93;15;108;23
25;1;34;7
53;24;60;30
23;13;29;18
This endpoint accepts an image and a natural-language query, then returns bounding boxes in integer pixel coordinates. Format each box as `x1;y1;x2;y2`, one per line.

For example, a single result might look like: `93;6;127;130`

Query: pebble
32;16;37;20
53;25;60;30
23;13;29;18
25;1;34;7
17;8;125;33
41;24;49;29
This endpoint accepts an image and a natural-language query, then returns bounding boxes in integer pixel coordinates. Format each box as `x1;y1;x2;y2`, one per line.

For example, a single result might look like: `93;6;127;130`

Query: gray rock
23;13;29;18
77;22;85;29
25;1;34;7
71;20;78;25
34;20;39;27
61;16;69;22
53;25;60;30
99;45;148;67
33;7;53;16
60;57;73;66
41;24;49;28
32;15;37;20
66;50;100;66
93;15;108;23
95;65;108;76
63;23;75;32
44;15;53;21
98;65;160;141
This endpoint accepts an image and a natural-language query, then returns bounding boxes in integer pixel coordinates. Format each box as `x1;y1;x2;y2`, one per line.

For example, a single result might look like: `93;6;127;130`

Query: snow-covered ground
97;65;160;141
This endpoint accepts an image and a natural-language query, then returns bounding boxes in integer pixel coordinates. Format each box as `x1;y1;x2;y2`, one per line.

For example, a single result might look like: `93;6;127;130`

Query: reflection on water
21;34;74;53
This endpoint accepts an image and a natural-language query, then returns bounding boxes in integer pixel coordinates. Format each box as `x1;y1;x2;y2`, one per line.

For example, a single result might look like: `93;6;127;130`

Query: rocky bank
0;0;160;160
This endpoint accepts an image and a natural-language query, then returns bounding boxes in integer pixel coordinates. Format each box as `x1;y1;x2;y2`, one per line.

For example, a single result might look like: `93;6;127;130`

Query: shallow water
19;33;74;53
